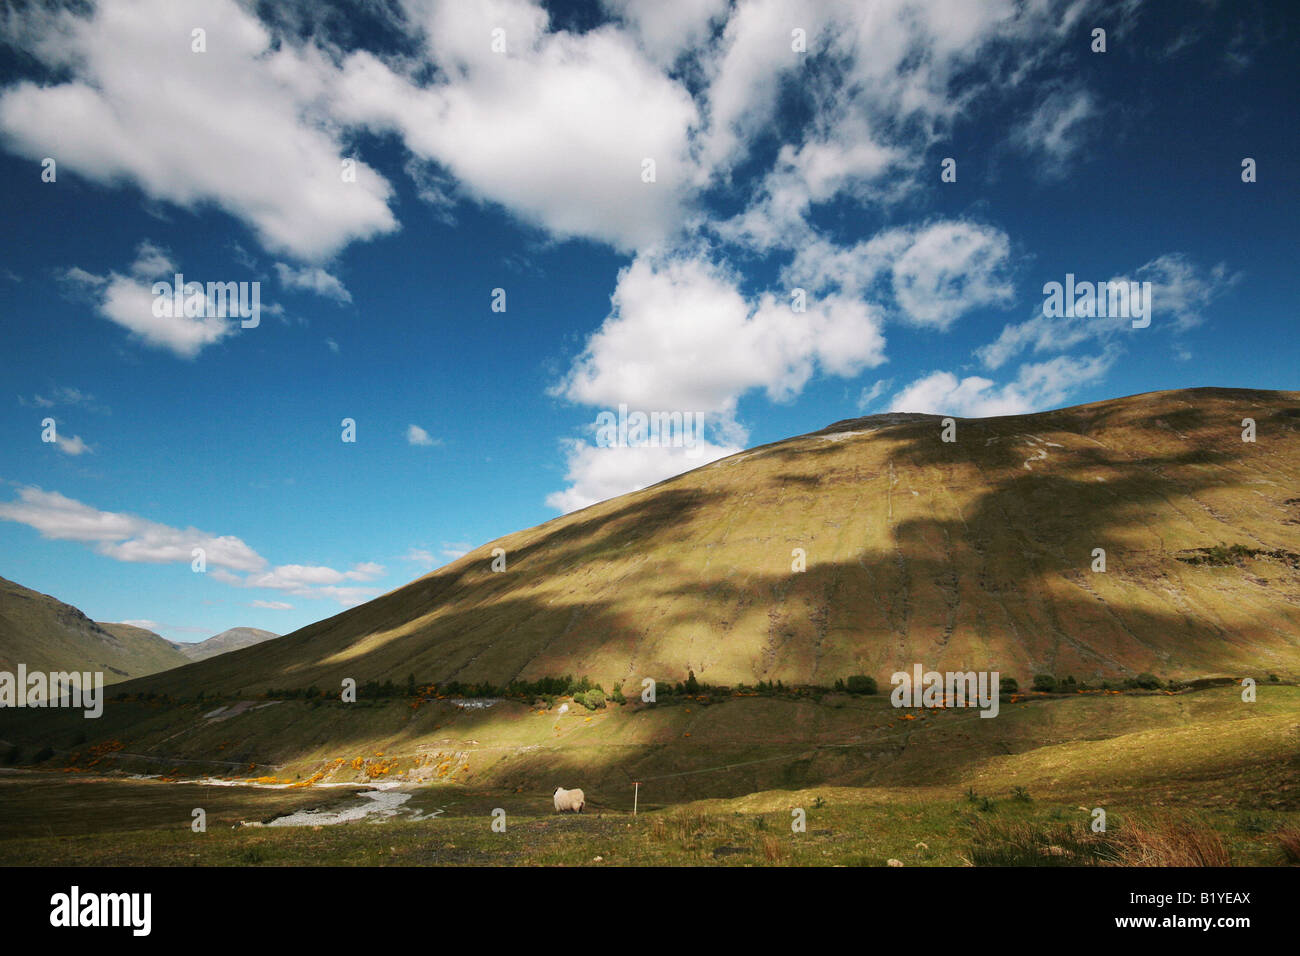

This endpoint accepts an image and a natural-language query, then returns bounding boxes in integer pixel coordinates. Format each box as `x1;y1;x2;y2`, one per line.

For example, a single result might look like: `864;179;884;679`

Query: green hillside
0;577;189;683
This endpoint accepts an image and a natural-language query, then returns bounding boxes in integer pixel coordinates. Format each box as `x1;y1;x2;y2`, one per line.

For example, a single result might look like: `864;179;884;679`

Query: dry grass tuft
1114;816;1230;867
761;834;786;862
1276;825;1300;865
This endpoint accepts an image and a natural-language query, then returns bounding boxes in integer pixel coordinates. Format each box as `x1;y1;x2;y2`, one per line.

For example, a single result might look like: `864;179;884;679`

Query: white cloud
601;0;730;66
406;424;440;447
978;254;1240;370
0;0;397;261
1136;254;1240;331
0;486;384;606
784;221;1015;329
555;250;887;419
250;600;293;610
240;562;384;591
889;351;1117;418
857;379;893;411
403;547;437;570
54;433;90;456
19;385;98;410
0;487;265;571
440;542;472;561
62;262;235;360
127;240;177;279
1012;86;1099;176
889;224;1015;329
115;619;159;630
332;0;699;250
274;263;352;303
546;438;740;514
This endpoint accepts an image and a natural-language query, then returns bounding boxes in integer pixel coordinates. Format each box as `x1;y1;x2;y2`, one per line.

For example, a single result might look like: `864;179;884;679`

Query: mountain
0;578;189;682
174;627;279;662
123;387;1300;699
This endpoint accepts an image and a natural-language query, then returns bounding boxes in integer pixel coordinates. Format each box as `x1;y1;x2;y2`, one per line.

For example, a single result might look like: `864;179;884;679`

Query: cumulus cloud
331;0;699;250
250;600;293;610
889;351;1118;418
0;0;397;261
60;245;237;359
783;221;1015;329
548;246;894;511
556;250;887;418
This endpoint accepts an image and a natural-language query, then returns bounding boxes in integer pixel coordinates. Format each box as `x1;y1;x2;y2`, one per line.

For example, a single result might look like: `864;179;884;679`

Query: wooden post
633;781;640;816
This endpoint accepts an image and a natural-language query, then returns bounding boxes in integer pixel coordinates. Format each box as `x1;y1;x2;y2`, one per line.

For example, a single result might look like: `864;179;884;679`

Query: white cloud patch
1012;86;1099;176
556;250;888;419
331;0;699;250
406;424;440;447
978;254;1240;370
53;432;91;456
61;246;237;359
546;439;740;514
0;0;397;261
0;486;385;606
889;351;1118;418
115;619;159;631
251;600;293;610
0;487;265;571
274;263;352;303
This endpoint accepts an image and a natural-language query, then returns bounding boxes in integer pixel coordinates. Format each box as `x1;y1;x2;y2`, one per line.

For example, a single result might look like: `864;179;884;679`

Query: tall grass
968;813;1233;867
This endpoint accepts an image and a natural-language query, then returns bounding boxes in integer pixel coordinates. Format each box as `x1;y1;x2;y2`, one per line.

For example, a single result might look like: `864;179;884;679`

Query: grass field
2;683;1297;866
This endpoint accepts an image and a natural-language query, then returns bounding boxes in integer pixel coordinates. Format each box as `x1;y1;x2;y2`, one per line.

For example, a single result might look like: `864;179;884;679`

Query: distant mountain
119;387;1300;700
0;577;189;682
174;627;279;662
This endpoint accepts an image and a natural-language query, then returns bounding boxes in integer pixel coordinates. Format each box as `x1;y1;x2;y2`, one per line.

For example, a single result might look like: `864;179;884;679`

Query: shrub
684;670;700;695
1032;674;1057;693
845;675;878;695
609;683;626;705
1134;672;1162;690
1000;677;1019;694
579;689;606;710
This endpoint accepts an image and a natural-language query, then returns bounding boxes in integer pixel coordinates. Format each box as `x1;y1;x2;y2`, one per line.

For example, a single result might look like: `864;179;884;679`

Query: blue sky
0;0;1295;642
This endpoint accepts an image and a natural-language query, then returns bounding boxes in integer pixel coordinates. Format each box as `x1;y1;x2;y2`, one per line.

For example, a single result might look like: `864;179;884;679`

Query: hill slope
0;578;189;682
175;627;278;662
126;387;1300;698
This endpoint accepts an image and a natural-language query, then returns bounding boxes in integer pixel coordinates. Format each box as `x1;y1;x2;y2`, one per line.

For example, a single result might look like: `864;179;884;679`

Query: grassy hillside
0;577;189;683
118;387;1300;700
1;683;1295;865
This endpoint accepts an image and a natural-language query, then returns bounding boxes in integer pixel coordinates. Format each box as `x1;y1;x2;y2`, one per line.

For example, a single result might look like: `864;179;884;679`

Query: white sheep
553;786;585;813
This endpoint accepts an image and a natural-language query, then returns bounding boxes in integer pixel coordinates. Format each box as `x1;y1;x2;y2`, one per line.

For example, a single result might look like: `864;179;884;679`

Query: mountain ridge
110;386;1300;698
